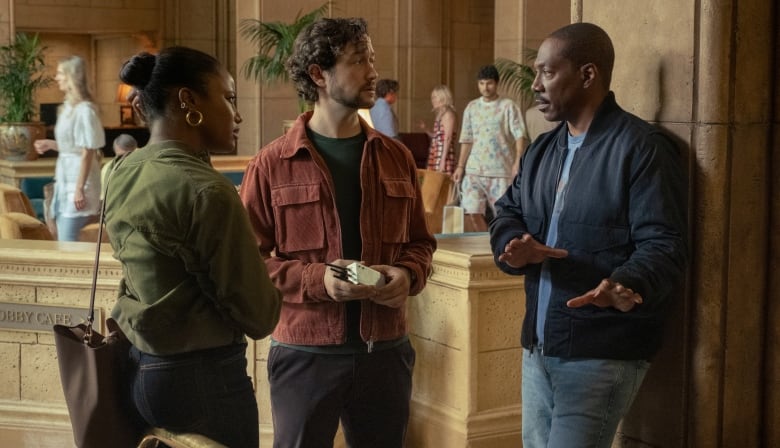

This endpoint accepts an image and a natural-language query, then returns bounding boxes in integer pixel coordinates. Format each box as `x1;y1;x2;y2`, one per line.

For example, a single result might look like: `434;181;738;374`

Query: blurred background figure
33;55;104;241
369;78;399;139
100;133;138;200
420;84;457;175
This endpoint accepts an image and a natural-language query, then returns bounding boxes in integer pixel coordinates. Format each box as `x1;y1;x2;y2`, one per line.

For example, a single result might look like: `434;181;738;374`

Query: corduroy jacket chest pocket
270;184;325;253
381;179;415;243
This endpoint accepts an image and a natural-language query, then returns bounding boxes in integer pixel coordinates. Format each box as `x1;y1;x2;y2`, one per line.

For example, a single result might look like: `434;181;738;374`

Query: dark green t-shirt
307;128;364;261
306;128;366;351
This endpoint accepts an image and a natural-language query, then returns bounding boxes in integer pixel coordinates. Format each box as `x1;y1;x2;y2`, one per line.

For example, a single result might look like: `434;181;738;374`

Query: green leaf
0;33;53;123
239;2;329;90
495;53;537;109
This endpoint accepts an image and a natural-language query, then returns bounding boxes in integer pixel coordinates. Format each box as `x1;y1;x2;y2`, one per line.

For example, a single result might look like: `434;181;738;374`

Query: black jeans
129;343;258;448
268;341;416;448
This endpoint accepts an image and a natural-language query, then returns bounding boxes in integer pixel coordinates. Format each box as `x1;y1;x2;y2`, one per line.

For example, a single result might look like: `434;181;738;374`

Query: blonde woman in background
34;55;104;241
420;84;458;175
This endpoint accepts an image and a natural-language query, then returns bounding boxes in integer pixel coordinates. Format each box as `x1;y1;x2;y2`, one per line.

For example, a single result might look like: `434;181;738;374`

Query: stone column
766;5;779;447
577;1;775;447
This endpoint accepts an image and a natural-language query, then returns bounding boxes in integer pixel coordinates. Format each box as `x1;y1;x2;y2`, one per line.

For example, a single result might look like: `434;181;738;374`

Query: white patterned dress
50;101;105;220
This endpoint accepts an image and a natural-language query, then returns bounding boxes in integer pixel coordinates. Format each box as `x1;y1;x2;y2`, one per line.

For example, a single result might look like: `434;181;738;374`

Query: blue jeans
56;215;93;242
129;343;258;448
521;348;650;448
268;341;415;448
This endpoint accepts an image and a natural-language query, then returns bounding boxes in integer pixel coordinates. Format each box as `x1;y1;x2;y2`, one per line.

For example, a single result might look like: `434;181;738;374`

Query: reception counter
0;155;254;188
0;234;524;447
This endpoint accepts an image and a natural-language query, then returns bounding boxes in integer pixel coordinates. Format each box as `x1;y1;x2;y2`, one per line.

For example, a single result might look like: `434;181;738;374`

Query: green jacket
105;141;281;355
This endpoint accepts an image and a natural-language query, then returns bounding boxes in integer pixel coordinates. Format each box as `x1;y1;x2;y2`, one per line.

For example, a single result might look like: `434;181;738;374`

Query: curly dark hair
286;17;369;103
476;65;500;82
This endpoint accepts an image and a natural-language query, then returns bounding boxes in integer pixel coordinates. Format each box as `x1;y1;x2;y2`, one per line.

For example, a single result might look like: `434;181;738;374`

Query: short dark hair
549;22;615;88
477;65;499;82
119;46;222;122
287;17;369;103
376;79;399;98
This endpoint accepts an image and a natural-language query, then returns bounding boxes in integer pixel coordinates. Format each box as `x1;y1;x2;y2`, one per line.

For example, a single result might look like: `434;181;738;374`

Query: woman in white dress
34;56;104;241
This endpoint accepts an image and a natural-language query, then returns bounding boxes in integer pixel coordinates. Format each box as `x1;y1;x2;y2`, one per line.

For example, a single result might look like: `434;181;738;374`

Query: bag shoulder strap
85;154;128;336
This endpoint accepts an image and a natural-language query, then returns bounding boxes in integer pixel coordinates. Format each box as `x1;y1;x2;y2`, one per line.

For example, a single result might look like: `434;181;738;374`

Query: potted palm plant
240;2;329;119
0;33;53;160
495;50;557;142
494;50;537;111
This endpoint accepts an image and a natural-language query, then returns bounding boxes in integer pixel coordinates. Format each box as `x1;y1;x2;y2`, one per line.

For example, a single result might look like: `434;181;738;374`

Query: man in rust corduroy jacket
239;17;435;448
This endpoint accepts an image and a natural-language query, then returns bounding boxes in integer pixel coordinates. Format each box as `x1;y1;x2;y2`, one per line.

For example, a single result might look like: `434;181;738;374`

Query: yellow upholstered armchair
0;183;37;216
0;184;54;240
0;212;53;240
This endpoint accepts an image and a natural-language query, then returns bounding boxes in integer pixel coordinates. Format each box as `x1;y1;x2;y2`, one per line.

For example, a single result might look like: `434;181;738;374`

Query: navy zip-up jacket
489;92;688;360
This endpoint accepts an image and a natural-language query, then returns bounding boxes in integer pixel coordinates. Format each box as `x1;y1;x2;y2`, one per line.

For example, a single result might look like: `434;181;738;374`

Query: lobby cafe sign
0;301;93;332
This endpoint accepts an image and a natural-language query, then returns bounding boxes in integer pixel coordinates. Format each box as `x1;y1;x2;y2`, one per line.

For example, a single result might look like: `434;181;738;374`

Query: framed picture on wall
119;105;135;126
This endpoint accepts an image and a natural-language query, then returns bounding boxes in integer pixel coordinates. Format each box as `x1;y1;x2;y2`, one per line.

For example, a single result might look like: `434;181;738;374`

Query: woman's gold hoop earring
185;109;203;127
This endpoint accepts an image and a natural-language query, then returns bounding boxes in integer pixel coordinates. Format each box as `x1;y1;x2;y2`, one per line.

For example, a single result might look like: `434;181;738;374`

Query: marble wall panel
0;343;19;400
470;433;521;448
407;407;465;448
722;123;769;448
0;330;35;344
0;285;35;303
14;2;158;33
689;122;730;447
583;0;695;124
409;335;469;414
732;0;774;124
410;0;443;48
768;124;780;448
253;359;272;433
408;285;467;351
20;344;62;403
476;289;523;352
476;349;521;411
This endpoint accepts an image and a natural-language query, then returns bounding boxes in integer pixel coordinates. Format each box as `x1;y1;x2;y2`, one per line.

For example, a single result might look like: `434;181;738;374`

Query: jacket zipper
366;299;375;353
537;146;568;354
311;146;351;346
364;144;375;353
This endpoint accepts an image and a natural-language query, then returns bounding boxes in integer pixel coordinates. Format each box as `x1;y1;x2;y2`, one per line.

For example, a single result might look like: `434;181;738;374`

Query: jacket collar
554;91;623;150
138;140;211;164
280;110;389;159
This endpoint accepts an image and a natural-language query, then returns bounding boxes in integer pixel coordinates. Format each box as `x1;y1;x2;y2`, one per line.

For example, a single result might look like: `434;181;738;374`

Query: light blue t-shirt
369;97;398;138
535;131;586;345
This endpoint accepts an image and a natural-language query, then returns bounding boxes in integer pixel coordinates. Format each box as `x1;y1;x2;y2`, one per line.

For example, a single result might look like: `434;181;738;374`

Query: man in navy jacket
489;23;687;448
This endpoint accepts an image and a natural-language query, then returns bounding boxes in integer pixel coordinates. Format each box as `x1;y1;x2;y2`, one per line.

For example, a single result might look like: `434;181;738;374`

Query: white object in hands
346;262;386;287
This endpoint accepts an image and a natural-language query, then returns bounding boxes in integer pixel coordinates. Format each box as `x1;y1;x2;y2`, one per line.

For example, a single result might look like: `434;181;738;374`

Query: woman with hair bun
34;55;104;241
105;46;281;447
